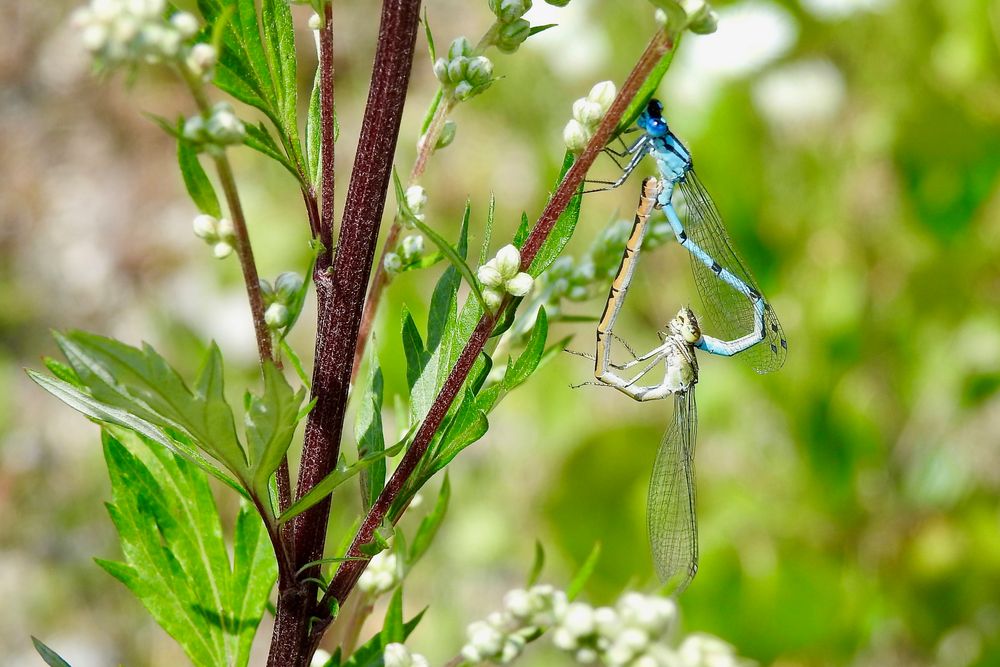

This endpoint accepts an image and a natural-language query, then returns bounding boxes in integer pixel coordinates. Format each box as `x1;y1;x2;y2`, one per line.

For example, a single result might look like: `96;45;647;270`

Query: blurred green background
2;0;999;665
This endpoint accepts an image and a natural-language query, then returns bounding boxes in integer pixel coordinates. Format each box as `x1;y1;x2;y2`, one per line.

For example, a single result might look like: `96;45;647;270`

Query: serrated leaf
178;139;222;218
27;370;248;498
355;349;385;510
529;153;581;276
231;502;279;664
236;0;274;94
408;475;450;565
53;333;248;479
567;543;602;600
31;638;73;667
246;361;306;503
261;0;299;151
503;307;548;391
527;540;545;586
479;193;496;266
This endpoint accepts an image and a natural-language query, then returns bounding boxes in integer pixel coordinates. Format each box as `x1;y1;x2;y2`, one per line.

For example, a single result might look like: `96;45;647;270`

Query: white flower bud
618;627;649;652
483;288;504;312
410;655;429;667
357;551;399;595
503;588;533;619
310;649;332;667
213;241;234;259
678;633;738;667
384;252;403;275
183;115;207;142
563;119;590;152
447;36;472;60
404;185;427;214
401;235;424;260
466;56;494;86
453;80;474;101
186;43;216;79
308;12;322;30
274;272;303;302
408;493;424;509
587;81;617;112
504;272;534;297
265;303;289;329
594;606;620;635
170;11;199;38
499;634;526;664
494;244;521;278
215;217;235;242
432;57;450;83
192;214;218;239
562;602;596;637
552;627;578;651
466;620;504;658
477;263;504;289
383;643;411;667
572;98;604;127
80;22;109;52
446;57;467;83
576;648;598;664
207;105;246;144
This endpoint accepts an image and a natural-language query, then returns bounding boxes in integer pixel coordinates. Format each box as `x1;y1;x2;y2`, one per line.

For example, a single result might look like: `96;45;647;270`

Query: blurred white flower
800;0;891;20
310;649;332;667
357;551;399;595
383;643;430;667
677;633;742;667
753;59;846;133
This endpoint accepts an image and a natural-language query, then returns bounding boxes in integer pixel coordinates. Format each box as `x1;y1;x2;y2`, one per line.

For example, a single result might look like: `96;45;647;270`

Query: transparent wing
677;172;787;373
647;389;698;594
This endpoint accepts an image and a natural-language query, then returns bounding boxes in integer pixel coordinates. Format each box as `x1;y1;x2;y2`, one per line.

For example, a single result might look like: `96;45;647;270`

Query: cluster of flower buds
183;102;247;156
478;245;534;311
655;0;719;35
192;214;236;259
259;273;304;331
460;584;567;664
486;0;532;54
433;37;495;102
356;551;400;596
563;81;617;153
540;213;674;314
72;0;217;74
383;234;426;276
383;643;430;667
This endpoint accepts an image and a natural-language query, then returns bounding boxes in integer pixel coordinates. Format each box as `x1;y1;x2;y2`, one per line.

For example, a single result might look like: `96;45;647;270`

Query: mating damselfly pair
577;99;786;594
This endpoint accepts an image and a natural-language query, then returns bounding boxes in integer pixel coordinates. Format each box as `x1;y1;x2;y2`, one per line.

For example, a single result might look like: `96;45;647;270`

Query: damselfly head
668;307;701;344
638;99;668;137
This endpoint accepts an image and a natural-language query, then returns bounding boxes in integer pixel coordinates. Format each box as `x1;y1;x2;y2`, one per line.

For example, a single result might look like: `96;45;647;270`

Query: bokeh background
2;0;1000;665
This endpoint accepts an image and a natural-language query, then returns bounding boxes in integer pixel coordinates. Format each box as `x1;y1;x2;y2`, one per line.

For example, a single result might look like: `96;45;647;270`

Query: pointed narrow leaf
31;638;73;667
355;350;385;509
401;307;429;392
527;540;545;586
529;152;582;276
382;587;405;643
503;307;548;391
178;139;222;218
408;475;450;565
567;543;602;600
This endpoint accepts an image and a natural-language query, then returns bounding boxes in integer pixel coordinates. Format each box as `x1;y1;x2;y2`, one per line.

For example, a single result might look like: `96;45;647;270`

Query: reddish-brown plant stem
318;2;336;251
269;0;423;664
315;28;675;635
350;94;454;383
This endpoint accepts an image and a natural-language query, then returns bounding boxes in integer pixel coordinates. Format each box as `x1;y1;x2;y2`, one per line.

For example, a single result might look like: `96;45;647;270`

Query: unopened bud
447;36;473;60
490;0;532;23
192;214;217;239
436;120;457;149
466;56;494;86
213;241;234;259
308;12;322;30
587;80;617;113
186;43;216;79
563;119;590;152
495;244;521;278
170;12;200;39
384;252;403;275
265;303;290;329
495;18;530;53
274;272;303;302
572;98;604;126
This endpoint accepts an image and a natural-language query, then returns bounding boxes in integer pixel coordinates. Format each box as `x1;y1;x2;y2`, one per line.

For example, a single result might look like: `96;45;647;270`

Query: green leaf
245;121;301;181
528;23;557;36
408;475;450;565
614;32;681;136
246;361;306;503
401;307;429;392
277;438;405;524
261;0;300;157
567;543;602;600
342;603;426;667
528;152;582;276
231;502;280;665
381;587;405;644
236;0;274;95
355;349;385;510
503;307;548;392
31;638;73;667
479;193;496;266
426;388;488;478
178;139;222;218
422;6;437;63
98;431;275;666
393;171;489;314
27;370;248;498
527;540;545;586
53;332;248;479
513;211;530;248
306;68;322;185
